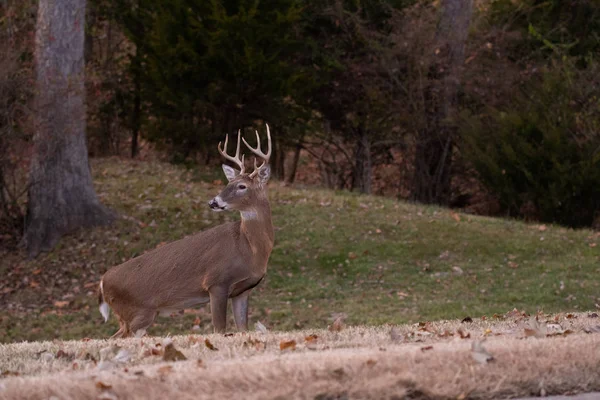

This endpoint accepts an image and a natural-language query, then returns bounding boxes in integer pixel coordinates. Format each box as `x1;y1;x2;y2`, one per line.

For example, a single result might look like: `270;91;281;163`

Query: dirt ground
1;312;600;399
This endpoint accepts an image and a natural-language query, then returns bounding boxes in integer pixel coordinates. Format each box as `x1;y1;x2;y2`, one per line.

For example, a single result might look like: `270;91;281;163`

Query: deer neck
239;199;274;267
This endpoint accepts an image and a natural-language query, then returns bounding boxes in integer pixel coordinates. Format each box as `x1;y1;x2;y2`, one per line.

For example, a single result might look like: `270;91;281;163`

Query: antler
218;130;245;174
243;124;272;179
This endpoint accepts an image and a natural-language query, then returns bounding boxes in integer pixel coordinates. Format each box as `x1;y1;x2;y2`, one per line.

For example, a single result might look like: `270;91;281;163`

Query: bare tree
411;0;473;204
24;0;113;257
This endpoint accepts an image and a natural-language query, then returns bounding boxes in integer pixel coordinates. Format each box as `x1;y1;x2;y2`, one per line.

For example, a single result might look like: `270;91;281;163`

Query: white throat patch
241;210;258;220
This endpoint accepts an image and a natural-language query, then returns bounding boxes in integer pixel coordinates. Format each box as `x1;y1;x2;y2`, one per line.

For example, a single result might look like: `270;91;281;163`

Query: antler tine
245;124;272;178
217;130;245;174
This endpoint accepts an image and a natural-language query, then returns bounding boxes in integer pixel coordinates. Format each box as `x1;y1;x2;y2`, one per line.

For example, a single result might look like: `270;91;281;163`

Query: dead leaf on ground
255;321;268;334
589;313;599;318
163;343;187;362
390;327;402;341
243;338;266;351
95;381;112;390
461;316;473;323
305;334;318;343
365;359;377;367
451;212;461;222
205;338;218;351
421;346;433;352
329;316;345;332
279;340;297;351
538;224;547;231
143;348;162;357
457;329;470;339
524;318;547;338
547;329;574;337
54;301;69;308
157;365;173;375
56;349;73;360
471;340;494;364
505;308;525;319
584;325;600;334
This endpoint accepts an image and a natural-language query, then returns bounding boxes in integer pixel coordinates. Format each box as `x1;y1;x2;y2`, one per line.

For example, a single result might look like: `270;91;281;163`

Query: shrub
460;59;600;228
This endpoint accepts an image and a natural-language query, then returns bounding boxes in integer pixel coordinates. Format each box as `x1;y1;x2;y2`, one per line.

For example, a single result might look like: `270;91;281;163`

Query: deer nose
208;199;218;209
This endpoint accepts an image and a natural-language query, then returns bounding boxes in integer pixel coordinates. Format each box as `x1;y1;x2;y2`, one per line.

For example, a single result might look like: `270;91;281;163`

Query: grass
2;313;600;399
1;157;599;342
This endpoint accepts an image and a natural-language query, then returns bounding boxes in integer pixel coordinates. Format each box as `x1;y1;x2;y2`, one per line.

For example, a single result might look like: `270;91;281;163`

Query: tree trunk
24;0;113;258
352;127;372;194
285;140;303;185
411;0;472;205
131;55;141;158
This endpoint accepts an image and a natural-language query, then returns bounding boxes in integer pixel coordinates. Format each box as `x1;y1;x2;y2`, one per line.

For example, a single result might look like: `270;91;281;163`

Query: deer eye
238;184;247;190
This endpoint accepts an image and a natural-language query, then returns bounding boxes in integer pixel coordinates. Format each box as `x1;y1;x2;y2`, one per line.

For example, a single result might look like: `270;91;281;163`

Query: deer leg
231;292;249;331
111;326;125;339
127;309;156;338
209;287;229;333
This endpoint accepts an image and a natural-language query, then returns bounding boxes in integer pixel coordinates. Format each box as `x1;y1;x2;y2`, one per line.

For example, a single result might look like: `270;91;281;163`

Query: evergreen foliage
461;61;600;227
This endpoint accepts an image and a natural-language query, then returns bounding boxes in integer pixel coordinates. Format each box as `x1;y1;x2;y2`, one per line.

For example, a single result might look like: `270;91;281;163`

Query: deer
97;125;274;338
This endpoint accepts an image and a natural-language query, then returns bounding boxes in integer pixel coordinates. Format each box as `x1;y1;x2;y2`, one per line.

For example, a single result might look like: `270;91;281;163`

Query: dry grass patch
2;313;600;399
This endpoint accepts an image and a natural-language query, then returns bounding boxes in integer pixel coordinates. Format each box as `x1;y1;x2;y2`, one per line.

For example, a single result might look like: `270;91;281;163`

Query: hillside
1;158;598;342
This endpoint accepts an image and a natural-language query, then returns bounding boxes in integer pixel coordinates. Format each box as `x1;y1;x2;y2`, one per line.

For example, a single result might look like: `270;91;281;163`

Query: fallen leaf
461;317;473;323
547;329;574;337
113;348;131;363
524;318;547;338
538;224;547;231
32;268;42;275
421;346;433;352
451;212;461;222
279;340;297;351
329;316;345;332
56;349;73;360
471;341;494;364
243;337;266;351
255;321;268;334
157;365;173;375
205;338;218;351
365;359;377;367
143;348;162;357
584;325;600;334
95;381;112;390
457;329;470;339
54;301;69;308
163;343;187;362
348;252;357;260
305;334;318;343
589;313;599;318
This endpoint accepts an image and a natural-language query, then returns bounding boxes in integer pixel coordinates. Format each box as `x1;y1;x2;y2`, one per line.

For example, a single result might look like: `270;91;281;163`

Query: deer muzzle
208;196;228;211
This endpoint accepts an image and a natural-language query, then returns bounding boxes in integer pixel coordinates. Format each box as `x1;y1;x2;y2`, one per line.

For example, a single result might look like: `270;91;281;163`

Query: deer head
209;124;272;213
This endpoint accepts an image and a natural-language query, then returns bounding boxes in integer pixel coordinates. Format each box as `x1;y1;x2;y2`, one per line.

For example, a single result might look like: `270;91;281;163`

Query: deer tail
98;279;110;323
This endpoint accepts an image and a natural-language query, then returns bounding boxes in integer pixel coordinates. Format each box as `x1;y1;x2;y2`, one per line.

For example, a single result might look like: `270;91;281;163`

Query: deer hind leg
126;309;157;338
109;314;128;339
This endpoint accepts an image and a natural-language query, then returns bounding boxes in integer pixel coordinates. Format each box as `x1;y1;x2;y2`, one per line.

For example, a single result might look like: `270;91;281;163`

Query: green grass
1;157;599;342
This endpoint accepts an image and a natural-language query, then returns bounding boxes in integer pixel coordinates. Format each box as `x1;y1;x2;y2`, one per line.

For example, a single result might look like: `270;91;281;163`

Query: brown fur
98;129;274;337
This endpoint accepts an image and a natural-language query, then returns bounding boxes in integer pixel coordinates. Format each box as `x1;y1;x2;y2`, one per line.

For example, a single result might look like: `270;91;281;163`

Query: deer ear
222;164;239;182
256;164;271;185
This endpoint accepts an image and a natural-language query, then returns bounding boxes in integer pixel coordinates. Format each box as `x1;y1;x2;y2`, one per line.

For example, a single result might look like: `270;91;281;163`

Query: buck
97;125;274;337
